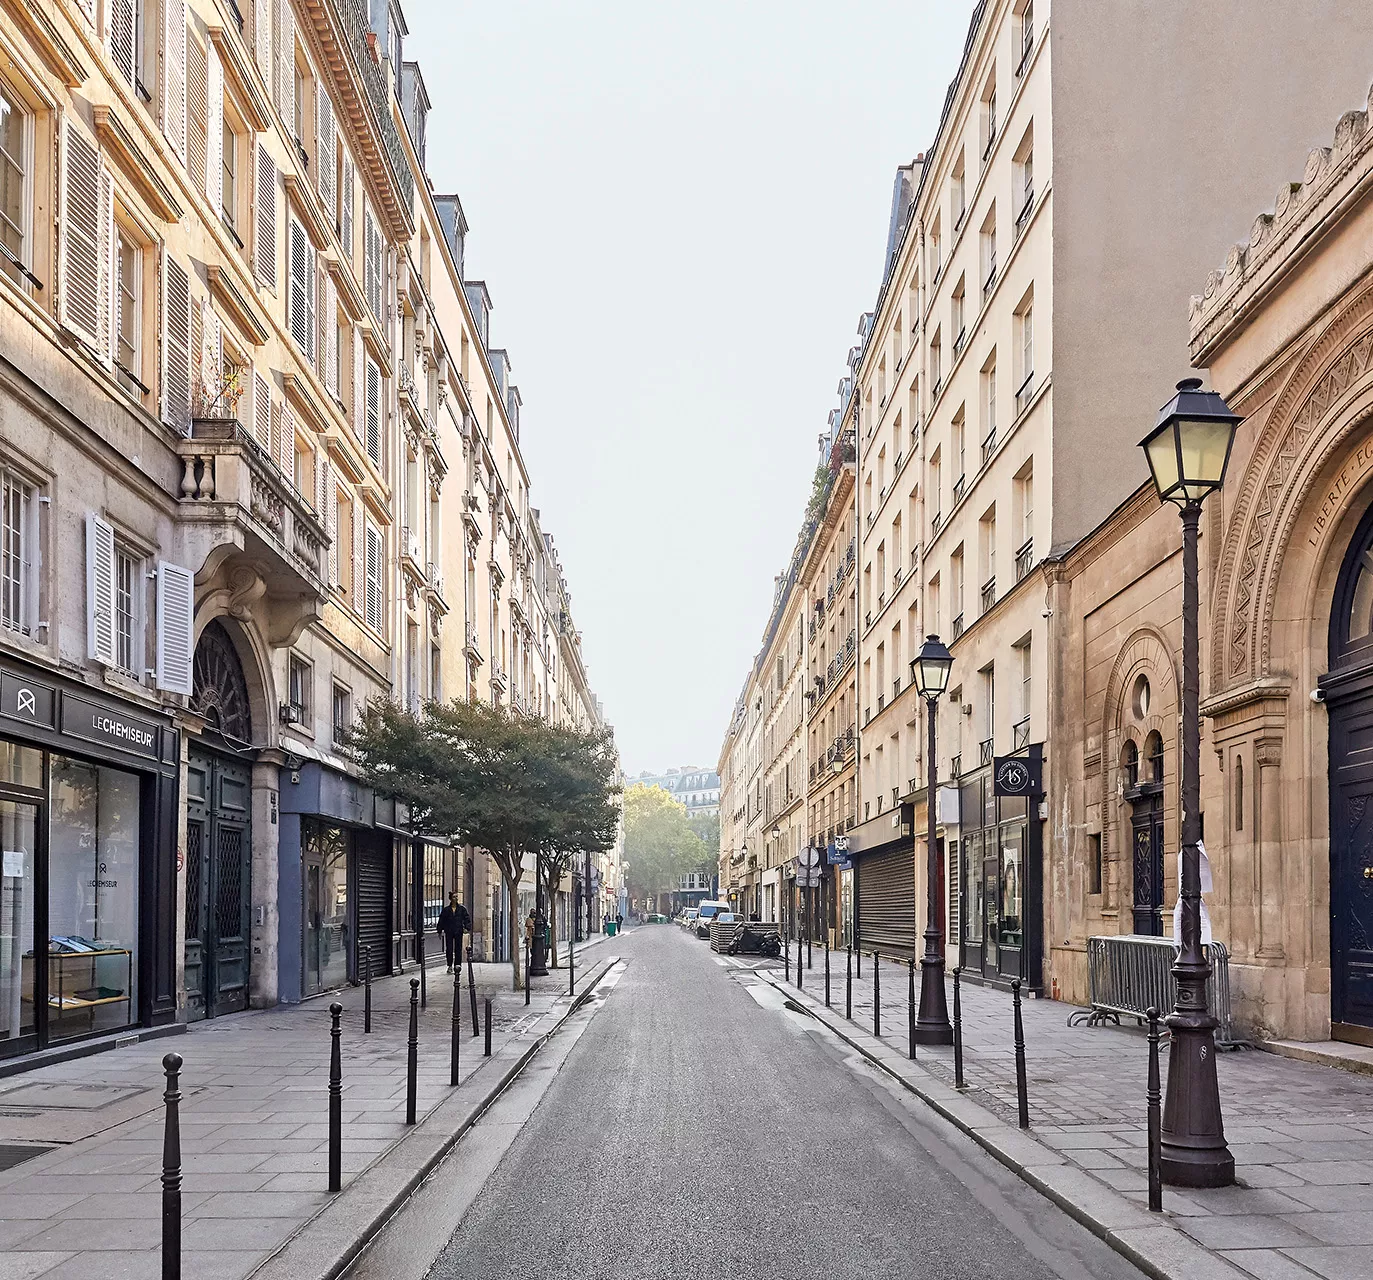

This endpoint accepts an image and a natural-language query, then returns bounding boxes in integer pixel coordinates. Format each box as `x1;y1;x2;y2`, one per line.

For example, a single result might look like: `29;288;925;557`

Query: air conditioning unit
279;702;303;725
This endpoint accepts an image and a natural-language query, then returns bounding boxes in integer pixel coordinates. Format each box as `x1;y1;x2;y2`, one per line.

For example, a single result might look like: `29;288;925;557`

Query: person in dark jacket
436;894;471;972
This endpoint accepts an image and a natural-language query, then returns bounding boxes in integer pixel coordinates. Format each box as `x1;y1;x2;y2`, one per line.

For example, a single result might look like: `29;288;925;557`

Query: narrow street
355;927;1146;1280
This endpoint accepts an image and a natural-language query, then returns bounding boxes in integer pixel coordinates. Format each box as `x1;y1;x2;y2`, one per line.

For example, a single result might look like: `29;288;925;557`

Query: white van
694;900;730;939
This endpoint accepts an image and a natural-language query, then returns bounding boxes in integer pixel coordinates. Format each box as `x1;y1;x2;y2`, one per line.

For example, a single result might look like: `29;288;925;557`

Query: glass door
0;797;37;1051
304;822;350;995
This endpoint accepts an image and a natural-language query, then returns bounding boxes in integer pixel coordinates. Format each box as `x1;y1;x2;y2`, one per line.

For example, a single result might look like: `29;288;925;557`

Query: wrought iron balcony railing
979;737;994;766
1015;538;1035;583
981;576;997;613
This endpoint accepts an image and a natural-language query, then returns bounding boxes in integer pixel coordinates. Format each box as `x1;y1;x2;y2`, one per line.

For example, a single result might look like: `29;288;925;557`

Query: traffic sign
799;846;822;868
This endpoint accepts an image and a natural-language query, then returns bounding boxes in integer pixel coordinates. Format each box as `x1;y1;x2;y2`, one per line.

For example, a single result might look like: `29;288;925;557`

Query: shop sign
0;673;55;728
60;694;160;759
994;754;1042;798
827;836;851;869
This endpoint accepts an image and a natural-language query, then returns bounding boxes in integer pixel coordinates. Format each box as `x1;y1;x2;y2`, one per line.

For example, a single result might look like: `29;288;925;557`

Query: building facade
628;766;720;818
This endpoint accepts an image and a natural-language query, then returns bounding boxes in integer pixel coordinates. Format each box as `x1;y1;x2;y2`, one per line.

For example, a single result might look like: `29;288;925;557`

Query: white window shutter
163;0;187;162
254;144;276;289
364;357;380;465
352;324;363;432
254;0;272;89
288;218;308;353
200;298;221;415
324;463;338;585
339;151;354;258
206;42;223;213
316;89;335;221
108;0;136;86
364;524;382;631
279;398;296;480
162;253;192;433
86;512;116;665
274;0;295;130
351;498;363;605
58;121;103;350
253;368;272;450
325;277;339;396
304;247;316;365
98;163;114;363
155;561;196;695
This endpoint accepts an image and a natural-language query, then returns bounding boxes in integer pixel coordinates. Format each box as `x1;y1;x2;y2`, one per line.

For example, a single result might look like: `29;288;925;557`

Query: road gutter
248;955;621;1280
757;971;1248;1280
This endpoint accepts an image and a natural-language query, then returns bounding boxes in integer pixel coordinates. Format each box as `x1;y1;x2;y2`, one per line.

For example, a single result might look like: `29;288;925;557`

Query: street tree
622;783;705;906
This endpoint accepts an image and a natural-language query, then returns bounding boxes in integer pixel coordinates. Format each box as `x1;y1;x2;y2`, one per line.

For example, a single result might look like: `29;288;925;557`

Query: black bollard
569;932;575;997
483;996;493;1057
161;1052;182;1280
785;929;791;983
856;944;861;978
405;978;419;1126
524;939;531;1007
466;945;479;1037
873;952;881;1037
846;944;852;1020
796;927;803;991
418;921;427;1010
1147;1006;1162;1212
908;958;917;1061
363;944;372;1034
328;1001;342;1193
824;931;831;1008
953;967;965;1090
1013;979;1029;1130
450;970;462;1088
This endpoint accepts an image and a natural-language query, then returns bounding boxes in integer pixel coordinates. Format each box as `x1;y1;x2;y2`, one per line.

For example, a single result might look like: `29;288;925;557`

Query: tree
622;784;705;904
686;811;720;871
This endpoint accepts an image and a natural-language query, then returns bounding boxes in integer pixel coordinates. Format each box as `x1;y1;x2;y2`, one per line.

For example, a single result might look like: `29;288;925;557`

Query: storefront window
304;821;349;994
0;797;36;1043
0;743;39;789
999;827;1024;949
423;844;445;931
963;830;984;942
48;757;139;1042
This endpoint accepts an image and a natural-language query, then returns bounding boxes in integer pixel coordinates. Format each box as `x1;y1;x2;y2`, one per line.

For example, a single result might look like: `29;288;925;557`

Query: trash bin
605;921;617;937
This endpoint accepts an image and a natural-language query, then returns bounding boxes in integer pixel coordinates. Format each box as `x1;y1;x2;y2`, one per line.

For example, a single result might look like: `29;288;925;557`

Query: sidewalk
0;932;620;1280
762;951;1373;1280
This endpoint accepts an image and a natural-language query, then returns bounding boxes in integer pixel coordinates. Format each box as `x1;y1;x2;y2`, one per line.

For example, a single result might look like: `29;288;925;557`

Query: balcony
463;624;484;666
951;753;962;779
1015;538;1035;583
953;474;966;505
893;677;902;699
981;123;997;168
981;430;997;467
877;693;885;712
490;659;508;693
951;611;965;640
893;567;903;588
1013;716;1031;751
982;263;997;307
931;511;943;536
979;737;994;766
1014;188;1035;242
1016;25;1034;78
176;417;329;639
426;563;448;612
952;327;967;360
1015;371;1036;418
981;576;997;613
931;374;943;401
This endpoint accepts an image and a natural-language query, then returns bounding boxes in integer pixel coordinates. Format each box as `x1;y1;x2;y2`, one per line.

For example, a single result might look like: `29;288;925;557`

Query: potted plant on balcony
192;362;247;440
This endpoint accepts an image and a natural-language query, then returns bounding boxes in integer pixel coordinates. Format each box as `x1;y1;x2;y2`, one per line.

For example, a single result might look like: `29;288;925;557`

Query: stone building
1051;86;1373;1046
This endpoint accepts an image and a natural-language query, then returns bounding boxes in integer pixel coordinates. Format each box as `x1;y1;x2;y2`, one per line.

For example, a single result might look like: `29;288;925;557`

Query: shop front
0;656;178;1062
958;750;1043;991
849;803;916;960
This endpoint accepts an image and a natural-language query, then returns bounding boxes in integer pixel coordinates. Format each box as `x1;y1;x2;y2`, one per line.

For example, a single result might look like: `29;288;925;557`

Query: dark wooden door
1330;691;1373;1034
1130;789;1165;936
184;749;251;1020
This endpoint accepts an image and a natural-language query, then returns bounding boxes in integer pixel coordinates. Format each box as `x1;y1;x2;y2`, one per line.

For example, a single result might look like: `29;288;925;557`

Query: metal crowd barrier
1075;934;1239;1046
710;920;745;953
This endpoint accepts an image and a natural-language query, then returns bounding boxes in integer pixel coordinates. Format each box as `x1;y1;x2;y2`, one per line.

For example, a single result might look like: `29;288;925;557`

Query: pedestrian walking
436;893;470;974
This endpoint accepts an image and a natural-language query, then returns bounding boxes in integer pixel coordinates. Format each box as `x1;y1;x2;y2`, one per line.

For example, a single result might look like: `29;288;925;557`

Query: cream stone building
0;0;607;1067
850;0;1373;990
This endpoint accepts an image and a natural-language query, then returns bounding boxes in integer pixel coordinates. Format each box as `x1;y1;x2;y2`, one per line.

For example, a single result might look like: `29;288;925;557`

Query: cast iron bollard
450;970;462;1088
466;945;479;1037
1013;979;1029;1130
418;923;427;1009
328;1001;343;1193
908;958;917;1061
405;978;419;1126
785;930;791;983
1147;1006;1163;1212
524;940;531;1007
796;928;803;991
856;945;861;978
363;944;372;1034
483;996;493;1057
824;931;831;1008
953;967;965;1090
161;1051;182;1280
569;933;575;996
845;944;852;1020
873;952;881;1037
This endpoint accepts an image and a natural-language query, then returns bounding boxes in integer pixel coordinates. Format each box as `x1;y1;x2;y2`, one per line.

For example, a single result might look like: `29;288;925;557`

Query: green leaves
623;783;708;894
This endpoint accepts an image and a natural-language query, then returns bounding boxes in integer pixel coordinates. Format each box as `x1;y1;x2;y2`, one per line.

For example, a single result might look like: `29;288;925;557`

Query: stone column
1255;737;1285;960
250;754;283;1008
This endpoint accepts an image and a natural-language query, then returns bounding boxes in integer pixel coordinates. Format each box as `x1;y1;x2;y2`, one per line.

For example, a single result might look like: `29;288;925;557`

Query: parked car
681;908;700;929
694;900;730;939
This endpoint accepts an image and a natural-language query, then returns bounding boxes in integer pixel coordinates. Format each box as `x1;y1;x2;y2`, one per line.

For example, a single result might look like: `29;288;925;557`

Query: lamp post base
1160;1015;1234;1188
913;954;954;1045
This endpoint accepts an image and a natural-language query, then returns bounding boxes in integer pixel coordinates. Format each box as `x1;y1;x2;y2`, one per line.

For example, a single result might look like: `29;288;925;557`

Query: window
221;117;237;233
287;652;312;723
981;76;998;165
951;153;966;229
1;467;34;636
1017;0;1035;76
0;83;31;289
430;642;441;701
1088;833;1102;895
114;544;140;675
114;224;143;397
364;356;381;465
1016;639;1032;739
364;521;384;632
288;217;315;362
332;682;351;743
981;210;997;304
364;204;383;323
981;354;997;461
1018;303;1034;395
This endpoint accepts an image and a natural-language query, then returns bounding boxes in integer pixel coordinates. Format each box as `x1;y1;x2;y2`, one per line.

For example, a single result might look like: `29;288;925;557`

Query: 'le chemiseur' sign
61;694;160;760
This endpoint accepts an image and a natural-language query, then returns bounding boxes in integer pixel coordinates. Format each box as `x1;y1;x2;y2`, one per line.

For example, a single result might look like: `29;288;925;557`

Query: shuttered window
162;0;186;162
86;511;117;665
273;0;294;131
253;0;272;91
364;356;380;466
206;43;223;214
338;150;354;260
363;521;383;633
161;252;192;433
155;561;195;695
316;87;335;222
115;544;139;675
252;368;271;451
324;276;339;395
186;35;207;193
0;469;33;636
59;121;111;354
108;0;136;87
254;144;276;289
288;217;315;362
363;204;382;323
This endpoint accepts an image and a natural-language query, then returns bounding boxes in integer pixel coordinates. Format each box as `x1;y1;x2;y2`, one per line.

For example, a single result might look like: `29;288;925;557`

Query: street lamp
911;634;954;1044
1139;376;1241;1189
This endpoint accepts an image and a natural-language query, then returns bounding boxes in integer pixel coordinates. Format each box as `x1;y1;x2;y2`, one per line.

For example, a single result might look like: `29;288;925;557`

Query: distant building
632;767;721;817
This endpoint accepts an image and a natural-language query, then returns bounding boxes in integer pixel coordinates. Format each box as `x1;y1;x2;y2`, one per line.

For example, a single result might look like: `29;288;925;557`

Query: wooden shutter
278;398;296;480
364;357;380;465
288;218;309;354
339;150;354;258
254;0;272;88
86;512;117;665
59;121;103;350
206;42;224;213
163;0;187;162
254;144;276;289
324;462;338;584
325;277;339;396
155;561;196;695
199;297;221;415
162;253;192;432
274;0;295;130
316;87;335;221
108;0;136;86
252;368;271;449
364;523;382;631
351;496;363;606
97;165;114;360
352;323;363;433
186;36;207;194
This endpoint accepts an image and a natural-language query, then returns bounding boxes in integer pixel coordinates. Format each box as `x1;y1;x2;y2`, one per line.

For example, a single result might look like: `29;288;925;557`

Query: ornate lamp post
911;633;954;1045
1139;376;1241;1188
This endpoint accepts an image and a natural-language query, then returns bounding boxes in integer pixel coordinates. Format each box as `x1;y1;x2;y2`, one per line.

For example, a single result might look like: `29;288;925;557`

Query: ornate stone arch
190;613;274;750
1212;281;1373;690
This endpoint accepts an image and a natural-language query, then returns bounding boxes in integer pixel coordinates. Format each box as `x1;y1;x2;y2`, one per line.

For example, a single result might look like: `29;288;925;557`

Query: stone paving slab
759;955;1373;1280
0;929;622;1280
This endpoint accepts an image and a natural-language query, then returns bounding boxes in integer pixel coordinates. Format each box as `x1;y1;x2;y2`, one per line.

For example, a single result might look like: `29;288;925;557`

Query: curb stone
248;955;620;1280
759;971;1249;1280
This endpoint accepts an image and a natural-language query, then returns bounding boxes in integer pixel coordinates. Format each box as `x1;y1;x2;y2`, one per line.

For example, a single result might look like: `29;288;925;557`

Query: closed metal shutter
855;844;916;959
355;837;392;979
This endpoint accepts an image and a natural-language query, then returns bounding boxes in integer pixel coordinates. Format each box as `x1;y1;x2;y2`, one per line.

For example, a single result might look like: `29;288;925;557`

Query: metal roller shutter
355;836;392;980
855;844;916;959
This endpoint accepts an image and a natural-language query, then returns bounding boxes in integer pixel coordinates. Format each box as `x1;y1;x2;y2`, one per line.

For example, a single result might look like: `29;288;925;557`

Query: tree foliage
622;783;705;895
686;811;720;869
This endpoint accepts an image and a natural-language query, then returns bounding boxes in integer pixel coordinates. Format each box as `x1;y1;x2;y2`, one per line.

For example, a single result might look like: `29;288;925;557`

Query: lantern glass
1140;378;1240;505
912;634;953;699
771;825;781;840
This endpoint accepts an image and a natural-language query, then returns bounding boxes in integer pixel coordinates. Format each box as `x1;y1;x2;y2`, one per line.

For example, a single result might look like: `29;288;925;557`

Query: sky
413;0;972;775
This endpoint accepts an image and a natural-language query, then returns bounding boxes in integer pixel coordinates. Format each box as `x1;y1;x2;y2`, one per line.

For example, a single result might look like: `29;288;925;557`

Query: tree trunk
501;866;522;991
543;864;560;968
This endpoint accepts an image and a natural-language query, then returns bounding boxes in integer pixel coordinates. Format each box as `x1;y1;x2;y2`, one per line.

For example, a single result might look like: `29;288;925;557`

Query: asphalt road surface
423;926;1146;1280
